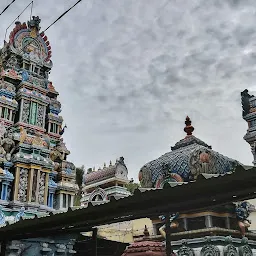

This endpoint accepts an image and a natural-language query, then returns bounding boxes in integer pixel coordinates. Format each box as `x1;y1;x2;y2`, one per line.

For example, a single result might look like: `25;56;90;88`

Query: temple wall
81;218;153;243
1;235;78;255
172;236;256;256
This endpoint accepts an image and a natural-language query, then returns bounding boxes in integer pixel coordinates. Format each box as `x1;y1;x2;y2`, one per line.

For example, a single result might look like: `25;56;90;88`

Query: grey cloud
0;0;255;177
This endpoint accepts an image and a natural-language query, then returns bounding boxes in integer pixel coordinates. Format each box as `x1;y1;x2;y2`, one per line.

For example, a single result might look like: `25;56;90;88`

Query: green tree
74;165;84;206
125;181;140;195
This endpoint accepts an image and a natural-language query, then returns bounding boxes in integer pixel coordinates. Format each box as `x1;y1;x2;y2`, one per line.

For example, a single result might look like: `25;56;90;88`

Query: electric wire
0;0;16;17
43;0;82;32
4;1;34;41
30;0;33;20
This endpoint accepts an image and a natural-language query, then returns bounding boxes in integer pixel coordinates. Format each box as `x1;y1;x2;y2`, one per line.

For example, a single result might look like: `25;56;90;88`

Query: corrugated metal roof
1;164;256;240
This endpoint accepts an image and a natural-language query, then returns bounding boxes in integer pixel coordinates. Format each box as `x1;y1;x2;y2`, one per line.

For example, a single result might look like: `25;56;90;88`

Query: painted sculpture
158;213;179;238
235;201;255;237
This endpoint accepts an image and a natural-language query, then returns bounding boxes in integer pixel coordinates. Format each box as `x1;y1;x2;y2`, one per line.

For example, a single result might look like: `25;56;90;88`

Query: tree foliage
125;182;140;195
74;165;84;206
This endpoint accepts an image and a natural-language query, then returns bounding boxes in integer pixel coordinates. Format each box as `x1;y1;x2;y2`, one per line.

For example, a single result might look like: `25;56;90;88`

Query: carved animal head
138;167;152;188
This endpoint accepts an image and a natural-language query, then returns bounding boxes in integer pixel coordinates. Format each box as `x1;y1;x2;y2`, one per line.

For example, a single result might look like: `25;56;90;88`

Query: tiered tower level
241;89;256;165
0;16;78;221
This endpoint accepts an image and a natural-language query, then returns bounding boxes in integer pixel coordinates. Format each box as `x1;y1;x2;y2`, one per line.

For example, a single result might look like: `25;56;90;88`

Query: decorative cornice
16;88;49;105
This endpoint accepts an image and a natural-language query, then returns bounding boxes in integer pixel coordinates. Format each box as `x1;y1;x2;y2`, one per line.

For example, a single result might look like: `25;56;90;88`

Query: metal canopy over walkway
1;165;256;240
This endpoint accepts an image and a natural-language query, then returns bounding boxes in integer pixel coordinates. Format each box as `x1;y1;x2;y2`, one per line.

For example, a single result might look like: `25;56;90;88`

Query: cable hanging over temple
0;0;16;17
4;1;34;41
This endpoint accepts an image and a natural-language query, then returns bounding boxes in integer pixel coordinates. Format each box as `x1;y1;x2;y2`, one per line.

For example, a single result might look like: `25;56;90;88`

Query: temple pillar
48;122;51;133
70;195;74;208
9;110;12;121
183;217;188;230
44;172;49;205
47;192;52;207
205;215;213;228
0;182;7;200
225;216;231;229
13;167;20;201
42;106;46;128
59;193;63;209
27;168;34;202
35;170;40;203
18;99;24;122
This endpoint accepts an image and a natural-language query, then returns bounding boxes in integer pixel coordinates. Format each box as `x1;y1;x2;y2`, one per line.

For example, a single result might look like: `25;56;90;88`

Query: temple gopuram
0;16;78;224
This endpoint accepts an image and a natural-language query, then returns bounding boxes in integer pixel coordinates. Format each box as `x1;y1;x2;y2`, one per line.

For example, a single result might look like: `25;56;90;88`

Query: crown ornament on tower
27;16;41;31
27;16;41;38
184;116;194;136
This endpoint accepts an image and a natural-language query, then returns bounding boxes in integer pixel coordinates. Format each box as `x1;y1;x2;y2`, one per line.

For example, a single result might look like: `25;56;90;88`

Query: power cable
4;1;34;41
43;0;82;32
0;0;16;17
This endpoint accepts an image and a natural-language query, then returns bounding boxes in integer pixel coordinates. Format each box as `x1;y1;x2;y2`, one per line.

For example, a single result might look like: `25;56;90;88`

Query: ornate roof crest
27;16;41;32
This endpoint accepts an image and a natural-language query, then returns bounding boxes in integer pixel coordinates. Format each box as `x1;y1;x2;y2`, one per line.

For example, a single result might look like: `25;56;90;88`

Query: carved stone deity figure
189;147;216;179
31;131;44;147
0;137;6;158
159;213;180;238
1;131;15;161
138;166;153;188
0;121;6;160
235;201;255;237
50;142;65;162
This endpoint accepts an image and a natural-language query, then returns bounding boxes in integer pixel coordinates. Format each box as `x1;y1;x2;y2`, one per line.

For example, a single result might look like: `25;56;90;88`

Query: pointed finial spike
184;116;194;136
93;167;95;172
104;162;106;168
109;160;112;166
143;225;149;237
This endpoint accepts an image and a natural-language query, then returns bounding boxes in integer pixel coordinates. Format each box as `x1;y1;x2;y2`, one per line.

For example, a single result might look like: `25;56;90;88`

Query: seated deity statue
1;131;15;161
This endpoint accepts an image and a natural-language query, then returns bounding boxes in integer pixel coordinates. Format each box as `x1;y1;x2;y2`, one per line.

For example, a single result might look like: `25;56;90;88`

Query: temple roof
121;240;166;256
83;157;129;186
139;117;239;188
8;16;52;65
1;165;256;240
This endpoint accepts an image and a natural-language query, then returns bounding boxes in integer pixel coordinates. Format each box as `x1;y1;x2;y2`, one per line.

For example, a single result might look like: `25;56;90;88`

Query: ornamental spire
184;116;194;136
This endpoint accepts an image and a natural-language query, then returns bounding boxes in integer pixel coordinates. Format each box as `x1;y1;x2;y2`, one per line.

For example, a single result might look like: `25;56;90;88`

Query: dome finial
143;225;150;237
184;116;194;136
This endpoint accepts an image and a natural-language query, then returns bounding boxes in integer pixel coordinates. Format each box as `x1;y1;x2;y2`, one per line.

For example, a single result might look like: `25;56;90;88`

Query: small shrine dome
121;241;166;256
139;116;240;188
121;226;166;256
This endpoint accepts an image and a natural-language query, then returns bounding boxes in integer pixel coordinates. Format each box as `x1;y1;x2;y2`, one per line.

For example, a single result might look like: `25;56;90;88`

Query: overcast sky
0;0;255;180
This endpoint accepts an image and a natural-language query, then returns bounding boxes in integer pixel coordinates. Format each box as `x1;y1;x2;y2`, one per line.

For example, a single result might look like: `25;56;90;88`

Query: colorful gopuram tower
0;16;78;223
